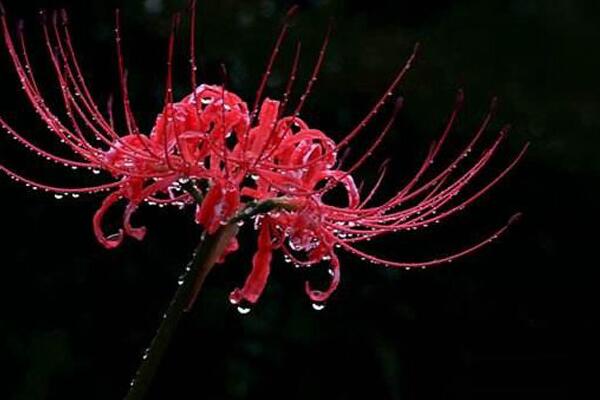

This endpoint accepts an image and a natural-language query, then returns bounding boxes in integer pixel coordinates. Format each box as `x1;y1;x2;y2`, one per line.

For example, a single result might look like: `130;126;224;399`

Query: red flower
0;4;526;310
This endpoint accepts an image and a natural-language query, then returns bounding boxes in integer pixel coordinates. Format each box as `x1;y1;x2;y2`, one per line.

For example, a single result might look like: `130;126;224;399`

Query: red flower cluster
0;4;526;309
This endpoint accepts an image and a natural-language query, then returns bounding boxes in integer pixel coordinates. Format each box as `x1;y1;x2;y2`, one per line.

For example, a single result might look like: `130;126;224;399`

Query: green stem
123;223;239;400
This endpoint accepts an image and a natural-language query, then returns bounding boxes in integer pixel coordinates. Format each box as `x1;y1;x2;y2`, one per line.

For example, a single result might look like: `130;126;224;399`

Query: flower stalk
124;222;239;400
124;185;292;400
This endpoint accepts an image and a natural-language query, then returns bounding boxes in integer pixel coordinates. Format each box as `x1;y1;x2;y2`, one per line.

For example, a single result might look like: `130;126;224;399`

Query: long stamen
292;22;332;117
250;5;299;123
114;10;140;135
189;0;200;116
337;42;419;149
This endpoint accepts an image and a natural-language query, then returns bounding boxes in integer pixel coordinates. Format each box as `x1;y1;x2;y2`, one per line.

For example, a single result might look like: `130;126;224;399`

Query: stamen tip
500;123;512;136
456;88;465;104
286;5;300;20
394;96;404;110
0;1;6;17
38;9;47;23
378;158;391;174
508;212;523;226
60;8;68;24
490;96;499;110
413;41;421;54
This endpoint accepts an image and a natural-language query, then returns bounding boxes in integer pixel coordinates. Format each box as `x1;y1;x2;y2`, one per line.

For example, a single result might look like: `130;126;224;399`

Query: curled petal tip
102;230;124;249
228;288;243;305
304;282;323;301
508;212;524;226
304;283;330;303
229;288;258;305
129;227;147;241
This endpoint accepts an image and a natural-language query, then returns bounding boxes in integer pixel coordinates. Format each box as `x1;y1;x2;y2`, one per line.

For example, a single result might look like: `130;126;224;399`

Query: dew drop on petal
237;306;251;315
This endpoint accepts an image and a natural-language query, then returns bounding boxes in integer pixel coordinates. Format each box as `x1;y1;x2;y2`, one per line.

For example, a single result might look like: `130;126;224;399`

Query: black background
0;0;595;399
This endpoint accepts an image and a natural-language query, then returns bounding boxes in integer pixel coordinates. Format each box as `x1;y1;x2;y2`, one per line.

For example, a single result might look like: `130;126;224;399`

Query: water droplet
54;194;64;199
237;306;251;315
312;303;325;311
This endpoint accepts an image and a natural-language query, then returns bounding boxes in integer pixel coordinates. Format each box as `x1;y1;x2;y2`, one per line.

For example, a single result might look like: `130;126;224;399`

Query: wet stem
123;222;239;400
122;181;291;400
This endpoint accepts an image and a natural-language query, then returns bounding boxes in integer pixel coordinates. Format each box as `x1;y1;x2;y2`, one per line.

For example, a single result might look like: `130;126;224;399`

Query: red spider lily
0;3;527;311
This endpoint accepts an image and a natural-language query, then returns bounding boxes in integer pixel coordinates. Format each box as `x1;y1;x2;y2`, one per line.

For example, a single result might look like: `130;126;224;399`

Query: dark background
0;0;596;399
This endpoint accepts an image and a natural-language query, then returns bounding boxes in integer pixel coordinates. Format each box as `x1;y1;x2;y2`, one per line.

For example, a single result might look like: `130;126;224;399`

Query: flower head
0;4;526;309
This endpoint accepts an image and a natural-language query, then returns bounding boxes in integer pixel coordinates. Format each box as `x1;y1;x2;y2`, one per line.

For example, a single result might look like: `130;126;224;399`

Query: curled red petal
304;254;340;303
93;191;124;249
229;223;273;304
123;202;146;241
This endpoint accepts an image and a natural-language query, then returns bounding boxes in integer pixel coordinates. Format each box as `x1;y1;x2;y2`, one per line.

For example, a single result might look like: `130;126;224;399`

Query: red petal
229;223;273;304
305;254;341;303
217;237;239;264
195;181;223;233
123;202;146;241
93;191;124;249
